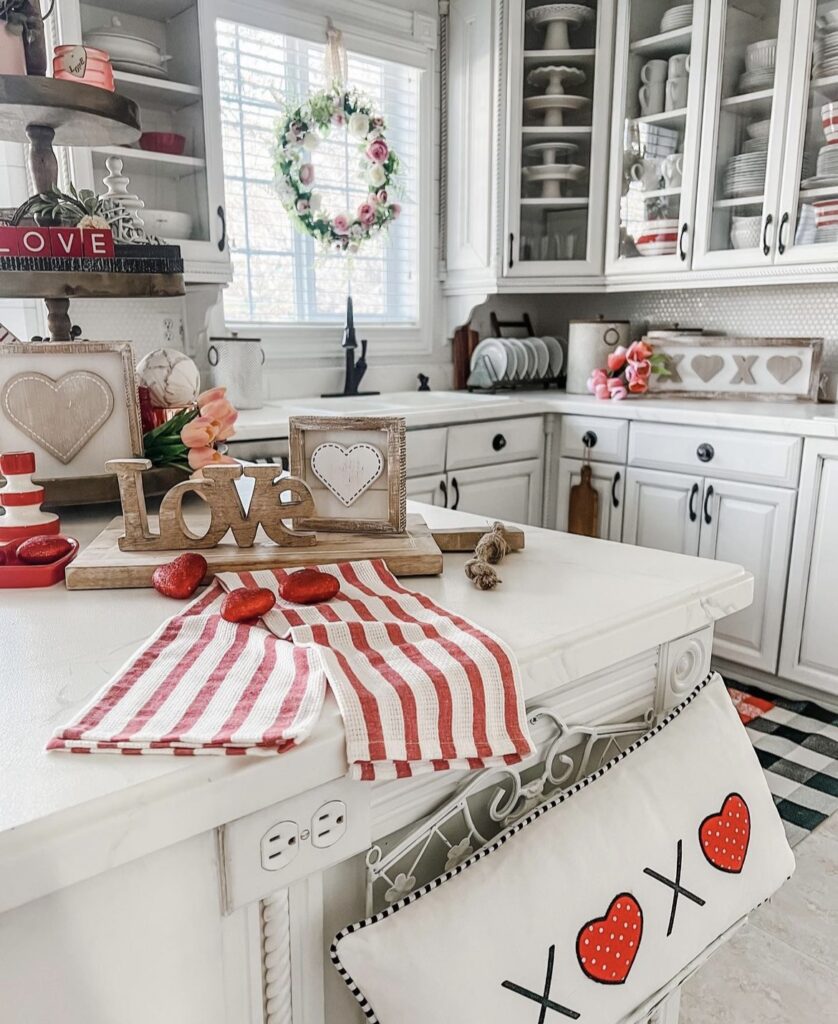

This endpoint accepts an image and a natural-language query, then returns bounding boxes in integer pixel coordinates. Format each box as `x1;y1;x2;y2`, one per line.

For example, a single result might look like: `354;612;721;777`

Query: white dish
635;242;678;256
470;338;509;382
738;70;775;92
109;58;170;79
801;173;838;189
541;335;565;376
745;39;777;70
504;337;530;380
746;119;771;139
84;17;170;67
528;336;552;378
742;137;769;153
518;337;540;378
660;5;693;33
139;209;193;238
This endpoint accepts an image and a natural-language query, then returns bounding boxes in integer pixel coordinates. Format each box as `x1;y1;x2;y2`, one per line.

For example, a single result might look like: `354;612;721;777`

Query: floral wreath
273;86;401;253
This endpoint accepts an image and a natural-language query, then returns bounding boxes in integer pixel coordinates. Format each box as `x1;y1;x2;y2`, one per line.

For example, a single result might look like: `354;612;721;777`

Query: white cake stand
527;65;586;96
523;93;590;127
525;4;594;50
522;162;586;198
524;139;579;165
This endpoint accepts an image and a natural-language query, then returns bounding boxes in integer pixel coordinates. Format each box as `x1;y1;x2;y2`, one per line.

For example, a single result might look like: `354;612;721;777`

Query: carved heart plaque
58;45;88;78
310;442;384;507
691;355;725;383
1;370;114;464
766;354;803;385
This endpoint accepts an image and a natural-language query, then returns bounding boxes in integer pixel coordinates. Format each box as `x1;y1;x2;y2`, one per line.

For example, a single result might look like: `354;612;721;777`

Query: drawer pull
688;482;699;522
611;470;621;509
439;479;448;507
492;433;507;452
696;443;715;463
762;213;773;257
582;430;597;449
451;476;460;510
703;484;714;525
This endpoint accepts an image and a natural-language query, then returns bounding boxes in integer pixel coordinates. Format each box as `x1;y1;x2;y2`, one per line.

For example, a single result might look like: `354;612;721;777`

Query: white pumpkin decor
136;348;201;409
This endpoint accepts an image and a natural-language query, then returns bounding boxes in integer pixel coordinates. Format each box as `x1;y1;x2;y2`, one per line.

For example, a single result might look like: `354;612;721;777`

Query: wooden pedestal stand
0;75;185;341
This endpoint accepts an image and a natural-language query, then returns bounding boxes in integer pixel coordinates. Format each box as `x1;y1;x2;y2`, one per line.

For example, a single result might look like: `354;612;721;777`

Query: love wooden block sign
0;225;115;259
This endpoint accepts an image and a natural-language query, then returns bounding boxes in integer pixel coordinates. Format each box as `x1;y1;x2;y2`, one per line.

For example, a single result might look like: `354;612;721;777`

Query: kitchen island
0;501;752;1024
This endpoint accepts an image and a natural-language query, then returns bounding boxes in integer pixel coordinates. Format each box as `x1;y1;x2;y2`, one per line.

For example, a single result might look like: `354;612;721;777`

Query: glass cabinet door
505;0;614;276
776;0;838;264
692;0;797;268
605;0;709;273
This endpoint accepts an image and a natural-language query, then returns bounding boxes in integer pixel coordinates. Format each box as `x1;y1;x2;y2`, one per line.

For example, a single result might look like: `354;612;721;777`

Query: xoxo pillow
331;673;794;1023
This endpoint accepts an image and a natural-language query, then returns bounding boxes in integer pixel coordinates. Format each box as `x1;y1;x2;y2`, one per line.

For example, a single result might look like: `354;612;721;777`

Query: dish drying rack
466;311;565;392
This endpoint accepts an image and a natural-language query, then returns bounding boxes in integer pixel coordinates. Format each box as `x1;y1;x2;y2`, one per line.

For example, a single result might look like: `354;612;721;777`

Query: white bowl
139;209;193;239
746;118;771;140
745;39;777;71
730;217;762;248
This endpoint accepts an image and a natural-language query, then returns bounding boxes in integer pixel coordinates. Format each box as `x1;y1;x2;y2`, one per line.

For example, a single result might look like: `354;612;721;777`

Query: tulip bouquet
142;387;239;472
587;340;670;400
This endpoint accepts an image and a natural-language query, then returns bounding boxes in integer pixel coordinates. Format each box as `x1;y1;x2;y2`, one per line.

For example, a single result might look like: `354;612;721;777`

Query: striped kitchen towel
47;583;326;756
219;560;535;780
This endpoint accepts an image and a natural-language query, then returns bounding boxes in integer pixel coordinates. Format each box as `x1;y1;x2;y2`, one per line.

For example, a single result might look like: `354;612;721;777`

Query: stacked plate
634;218;679;256
817;142;838;177
724;152;767;197
660;4;693;33
813;30;838;77
469;335;564;385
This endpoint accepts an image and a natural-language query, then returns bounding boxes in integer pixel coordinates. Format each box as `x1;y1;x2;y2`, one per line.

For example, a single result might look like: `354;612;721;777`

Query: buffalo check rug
727;682;838;846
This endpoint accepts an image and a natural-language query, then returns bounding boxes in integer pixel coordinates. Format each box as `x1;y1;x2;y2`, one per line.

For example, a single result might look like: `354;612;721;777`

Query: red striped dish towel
219;560;535;780
47;584;326;756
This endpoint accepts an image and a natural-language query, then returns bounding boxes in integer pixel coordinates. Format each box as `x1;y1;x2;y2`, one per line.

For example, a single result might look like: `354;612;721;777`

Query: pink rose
376;189;388;204
366;139;389;164
332;214;350;235
188;446;237;470
390;202;401;219
607;346;627;372
372;115;385;128
357;202;377;227
296;198;310;214
331;111;346;127
298;163;314;187
627;340;653;362
594;383;610;400
181;415;219;449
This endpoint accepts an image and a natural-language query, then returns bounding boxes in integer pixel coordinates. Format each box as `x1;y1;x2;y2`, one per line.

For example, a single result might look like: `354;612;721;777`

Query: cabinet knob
492;433;507;452
582;430;597;449
696;443;715;463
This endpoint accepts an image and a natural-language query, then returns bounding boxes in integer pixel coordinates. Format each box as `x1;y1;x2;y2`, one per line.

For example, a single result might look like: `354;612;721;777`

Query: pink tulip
188;446;237;470
607;347;627;372
594;383;611;400
627;359;652;381
181;415;219;448
610;384;628;400
627;340;653;363
197;386;226;408
628;377;648;394
366;139;389;164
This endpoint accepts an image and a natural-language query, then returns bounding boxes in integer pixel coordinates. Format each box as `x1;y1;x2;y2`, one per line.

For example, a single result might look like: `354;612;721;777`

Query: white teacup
630;158;661;191
639;82;666;116
662;152;684;188
665;77;688;111
641;59;668;83
668;53;691;79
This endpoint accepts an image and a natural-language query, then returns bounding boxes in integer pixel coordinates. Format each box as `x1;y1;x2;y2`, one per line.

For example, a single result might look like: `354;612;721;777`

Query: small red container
140;132;186;155
0;536;79;588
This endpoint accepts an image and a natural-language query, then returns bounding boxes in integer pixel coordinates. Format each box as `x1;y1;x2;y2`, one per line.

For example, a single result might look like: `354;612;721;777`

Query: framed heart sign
290;415;406;534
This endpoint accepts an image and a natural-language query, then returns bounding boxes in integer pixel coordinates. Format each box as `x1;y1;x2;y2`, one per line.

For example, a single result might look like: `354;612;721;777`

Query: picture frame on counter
647;336;823;401
0;342;143;480
289;415;407;534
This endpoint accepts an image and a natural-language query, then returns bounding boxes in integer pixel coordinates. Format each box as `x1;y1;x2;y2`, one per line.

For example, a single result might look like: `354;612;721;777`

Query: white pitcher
207;333;265;410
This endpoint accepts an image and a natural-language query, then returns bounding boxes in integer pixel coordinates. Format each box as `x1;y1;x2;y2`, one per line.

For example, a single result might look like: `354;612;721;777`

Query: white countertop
228;390;838;442
0;502;752;913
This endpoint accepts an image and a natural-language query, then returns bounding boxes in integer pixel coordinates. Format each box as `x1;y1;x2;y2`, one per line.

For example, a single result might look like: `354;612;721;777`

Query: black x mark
502;944;581;1022
643;839;706;937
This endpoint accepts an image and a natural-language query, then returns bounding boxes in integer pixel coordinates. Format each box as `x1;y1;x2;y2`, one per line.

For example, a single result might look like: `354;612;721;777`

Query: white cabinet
555;457;624;540
779;439;838;694
406;473;447;507
450;459;543;524
624;466;795;671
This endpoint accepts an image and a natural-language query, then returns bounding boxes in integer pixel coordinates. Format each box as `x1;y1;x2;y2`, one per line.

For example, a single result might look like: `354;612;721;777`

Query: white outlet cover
260;819;300;871
312;800;347;849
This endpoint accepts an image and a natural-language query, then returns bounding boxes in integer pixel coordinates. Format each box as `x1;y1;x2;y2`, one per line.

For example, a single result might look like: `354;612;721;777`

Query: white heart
310;442;384;507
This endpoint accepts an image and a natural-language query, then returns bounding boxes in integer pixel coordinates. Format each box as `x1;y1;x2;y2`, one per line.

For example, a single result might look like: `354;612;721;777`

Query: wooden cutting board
66;513;444;590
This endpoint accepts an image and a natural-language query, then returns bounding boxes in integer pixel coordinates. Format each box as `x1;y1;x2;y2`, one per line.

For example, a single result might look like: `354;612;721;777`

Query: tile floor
680;812;838;1022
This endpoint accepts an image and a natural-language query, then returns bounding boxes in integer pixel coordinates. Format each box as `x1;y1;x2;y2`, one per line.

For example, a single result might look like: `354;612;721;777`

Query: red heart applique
576;893;643;985
699;793;750;873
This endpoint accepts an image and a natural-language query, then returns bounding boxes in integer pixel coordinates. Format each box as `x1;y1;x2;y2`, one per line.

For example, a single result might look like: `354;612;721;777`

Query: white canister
565;319;631;393
207;334;265;410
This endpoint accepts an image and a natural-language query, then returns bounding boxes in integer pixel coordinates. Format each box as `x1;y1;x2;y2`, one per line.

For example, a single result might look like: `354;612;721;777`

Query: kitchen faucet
322;295;379;398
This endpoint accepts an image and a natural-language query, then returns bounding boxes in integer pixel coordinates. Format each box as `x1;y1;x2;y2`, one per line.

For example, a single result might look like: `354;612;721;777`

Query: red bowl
140;132;186;155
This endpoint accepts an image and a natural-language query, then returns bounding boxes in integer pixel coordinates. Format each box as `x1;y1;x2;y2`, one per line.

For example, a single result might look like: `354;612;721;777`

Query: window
216;19;421;330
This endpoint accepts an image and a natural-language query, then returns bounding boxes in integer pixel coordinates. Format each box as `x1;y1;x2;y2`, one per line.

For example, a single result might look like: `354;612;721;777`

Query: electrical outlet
311;800;347;849
260;820;300;871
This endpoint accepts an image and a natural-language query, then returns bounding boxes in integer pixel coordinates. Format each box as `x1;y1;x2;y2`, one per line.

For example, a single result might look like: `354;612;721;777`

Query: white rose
348;112;370;139
309;192;323;212
303;131;320;150
366;164;386;188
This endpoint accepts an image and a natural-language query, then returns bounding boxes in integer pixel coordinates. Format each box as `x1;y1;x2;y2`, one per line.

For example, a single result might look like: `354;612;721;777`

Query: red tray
0;537;79;588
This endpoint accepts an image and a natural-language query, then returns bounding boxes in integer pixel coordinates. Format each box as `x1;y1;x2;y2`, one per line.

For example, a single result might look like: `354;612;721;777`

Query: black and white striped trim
330;672;719;1022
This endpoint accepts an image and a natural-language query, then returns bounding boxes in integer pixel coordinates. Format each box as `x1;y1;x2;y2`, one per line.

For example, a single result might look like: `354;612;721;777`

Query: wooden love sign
107;458;317;552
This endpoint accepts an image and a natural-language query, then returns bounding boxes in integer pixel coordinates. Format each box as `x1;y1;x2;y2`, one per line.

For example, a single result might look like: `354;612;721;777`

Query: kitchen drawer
628;423;802;488
560;415;628;464
446;417;544;470
407;427;447;477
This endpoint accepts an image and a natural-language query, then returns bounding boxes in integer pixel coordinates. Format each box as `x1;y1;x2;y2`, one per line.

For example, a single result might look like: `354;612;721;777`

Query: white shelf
91;145;206;177
799;184;838;199
720;89;774;113
632;108;687;127
714;194;764;208
810;73;838;98
629;26;693;57
113;70;202;109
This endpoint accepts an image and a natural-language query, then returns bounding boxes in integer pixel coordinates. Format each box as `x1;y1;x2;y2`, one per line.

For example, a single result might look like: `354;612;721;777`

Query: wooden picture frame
289;415;407;534
0;341;143;479
647;336;823;401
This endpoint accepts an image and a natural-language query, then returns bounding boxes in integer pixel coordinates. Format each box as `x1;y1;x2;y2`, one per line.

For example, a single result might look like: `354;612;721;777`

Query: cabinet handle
696;442;714;463
439;479;448;507
611;470;621;509
778;212;790;255
703;484;714;526
688;482;699;522
762;213;773;256
678;222;688;261
492;433;507;452
451;476;460;510
582;430;597;449
508;232;514;269
217;205;227;252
